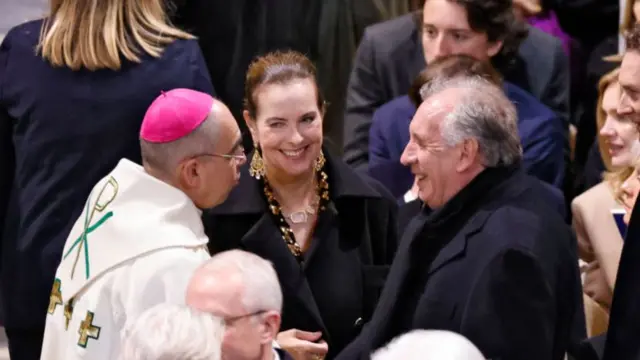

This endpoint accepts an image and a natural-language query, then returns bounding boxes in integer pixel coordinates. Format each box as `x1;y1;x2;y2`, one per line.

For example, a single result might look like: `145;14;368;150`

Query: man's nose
400;145;414;166
433;36;451;59
237;154;247;166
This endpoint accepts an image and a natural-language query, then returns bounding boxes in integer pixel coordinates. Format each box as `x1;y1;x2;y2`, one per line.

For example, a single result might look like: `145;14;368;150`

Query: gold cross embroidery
64;300;74;330
77;311;101;348
47;279;62;314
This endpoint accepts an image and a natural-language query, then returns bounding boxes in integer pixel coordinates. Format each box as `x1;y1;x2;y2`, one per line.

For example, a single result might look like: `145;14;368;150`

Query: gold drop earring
249;144;266;179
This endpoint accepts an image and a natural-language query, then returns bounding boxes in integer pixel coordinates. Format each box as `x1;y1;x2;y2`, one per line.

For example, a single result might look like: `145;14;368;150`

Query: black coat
337;166;583;360
601;196;640;360
0;20;213;331
203;151;399;358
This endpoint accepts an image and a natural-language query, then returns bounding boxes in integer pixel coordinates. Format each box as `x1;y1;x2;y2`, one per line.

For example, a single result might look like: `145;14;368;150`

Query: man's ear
487;39;504;58
456;138;479;172
243;110;258;144
176;158;200;190
259;311;281;344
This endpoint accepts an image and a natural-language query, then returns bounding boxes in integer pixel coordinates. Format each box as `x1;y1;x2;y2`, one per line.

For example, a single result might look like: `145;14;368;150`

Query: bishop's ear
177;158;202;189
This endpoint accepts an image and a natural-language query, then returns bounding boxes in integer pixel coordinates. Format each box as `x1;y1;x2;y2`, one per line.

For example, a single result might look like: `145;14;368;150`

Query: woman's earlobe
243;110;258;141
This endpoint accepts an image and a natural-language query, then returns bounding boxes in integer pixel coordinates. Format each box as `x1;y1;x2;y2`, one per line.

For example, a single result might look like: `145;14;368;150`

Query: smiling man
337;75;580;360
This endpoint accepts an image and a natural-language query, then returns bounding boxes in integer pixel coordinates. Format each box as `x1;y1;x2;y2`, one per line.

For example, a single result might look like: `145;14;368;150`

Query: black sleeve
545;39;571;133
462;248;557;359
342;30;386;171
0;35;16;264
547;0;619;47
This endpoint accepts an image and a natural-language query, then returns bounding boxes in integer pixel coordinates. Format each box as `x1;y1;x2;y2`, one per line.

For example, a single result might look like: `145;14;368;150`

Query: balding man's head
371;330;485;360
400;75;521;208
140;96;245;209
186;250;281;360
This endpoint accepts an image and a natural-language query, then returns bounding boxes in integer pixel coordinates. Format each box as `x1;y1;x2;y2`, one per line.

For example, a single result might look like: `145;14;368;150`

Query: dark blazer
336;166;583;360
0;20;214;330
343;12;570;170
203;151;399;358
369;83;566;189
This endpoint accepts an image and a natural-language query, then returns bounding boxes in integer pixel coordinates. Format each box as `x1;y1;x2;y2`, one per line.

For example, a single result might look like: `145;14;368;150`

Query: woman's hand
276;329;329;360
513;0;542;19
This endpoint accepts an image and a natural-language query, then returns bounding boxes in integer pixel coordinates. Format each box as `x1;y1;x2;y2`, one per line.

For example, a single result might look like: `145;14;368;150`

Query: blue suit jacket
0;20;214;330
368;82;565;192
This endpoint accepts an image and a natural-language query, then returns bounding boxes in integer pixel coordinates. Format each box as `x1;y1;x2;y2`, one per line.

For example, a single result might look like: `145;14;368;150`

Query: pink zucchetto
140;89;214;143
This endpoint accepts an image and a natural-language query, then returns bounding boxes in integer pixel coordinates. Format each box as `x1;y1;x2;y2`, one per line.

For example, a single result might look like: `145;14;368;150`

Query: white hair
371;330;486;360
140;112;219;173
201;250;283;313
120;303;224;360
421;75;523;167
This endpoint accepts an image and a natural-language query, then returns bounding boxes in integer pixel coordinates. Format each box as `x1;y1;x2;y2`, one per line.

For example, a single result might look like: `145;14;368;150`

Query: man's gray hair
371;330;485;360
202;250;283;313
120;303;224;360
140;112;219;173
421;75;523;168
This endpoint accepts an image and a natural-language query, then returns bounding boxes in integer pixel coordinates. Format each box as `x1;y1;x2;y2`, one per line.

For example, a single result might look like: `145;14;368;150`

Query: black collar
209;148;382;215
423;164;521;230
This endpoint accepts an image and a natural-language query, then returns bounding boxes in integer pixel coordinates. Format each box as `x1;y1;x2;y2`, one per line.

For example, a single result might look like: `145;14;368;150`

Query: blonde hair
38;0;194;71
622;0;638;36
596;67;621;172
597;67;637;196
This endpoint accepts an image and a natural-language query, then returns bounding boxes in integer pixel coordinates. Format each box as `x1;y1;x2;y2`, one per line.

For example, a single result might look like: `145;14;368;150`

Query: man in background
343;0;568;170
187;250;295;360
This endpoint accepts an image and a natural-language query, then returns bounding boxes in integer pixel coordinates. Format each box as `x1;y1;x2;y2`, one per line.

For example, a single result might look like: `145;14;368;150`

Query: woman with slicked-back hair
0;0;213;357
203;50;398;360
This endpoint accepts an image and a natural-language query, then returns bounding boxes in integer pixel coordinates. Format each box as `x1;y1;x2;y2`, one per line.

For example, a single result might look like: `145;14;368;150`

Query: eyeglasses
199;152;246;162
194;142;246;163
223;310;267;325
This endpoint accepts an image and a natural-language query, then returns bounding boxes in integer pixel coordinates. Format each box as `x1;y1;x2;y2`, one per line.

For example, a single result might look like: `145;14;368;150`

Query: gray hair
420;76;522;167
140;112;219;173
371;330;485;360
120;303;224;360
201;250;283;313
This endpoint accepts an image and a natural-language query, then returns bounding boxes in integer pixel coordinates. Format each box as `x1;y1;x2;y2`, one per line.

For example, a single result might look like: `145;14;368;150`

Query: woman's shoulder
2;19;44;52
160;37;202;57
572;182;618;217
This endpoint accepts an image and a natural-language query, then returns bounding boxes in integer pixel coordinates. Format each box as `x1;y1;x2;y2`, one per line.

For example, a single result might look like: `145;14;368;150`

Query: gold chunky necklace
261;170;330;259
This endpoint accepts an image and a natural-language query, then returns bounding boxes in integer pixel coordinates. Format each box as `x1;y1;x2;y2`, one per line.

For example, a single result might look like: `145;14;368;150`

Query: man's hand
276;329;329;360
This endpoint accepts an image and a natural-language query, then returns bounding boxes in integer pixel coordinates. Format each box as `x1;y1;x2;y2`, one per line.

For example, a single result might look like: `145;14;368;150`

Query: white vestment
40;159;210;360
